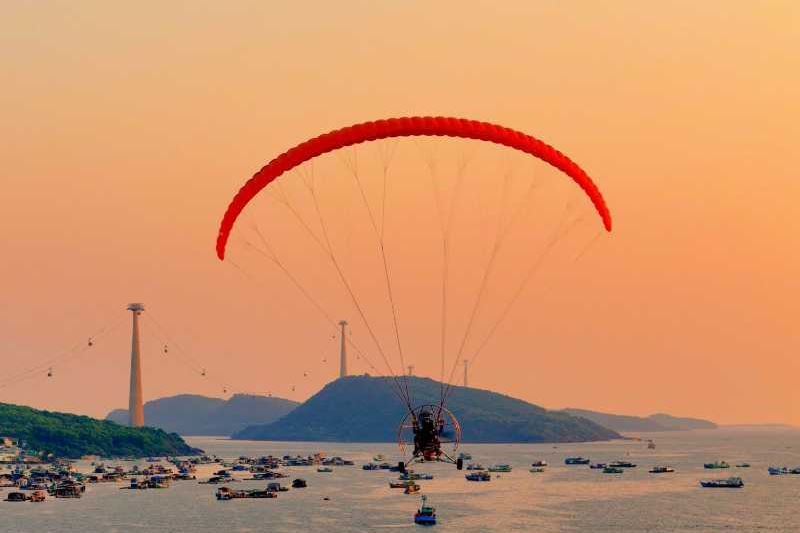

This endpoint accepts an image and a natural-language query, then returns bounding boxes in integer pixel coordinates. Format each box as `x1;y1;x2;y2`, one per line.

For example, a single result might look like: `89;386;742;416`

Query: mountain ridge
106;393;298;436
562;408;717;432
233;375;621;443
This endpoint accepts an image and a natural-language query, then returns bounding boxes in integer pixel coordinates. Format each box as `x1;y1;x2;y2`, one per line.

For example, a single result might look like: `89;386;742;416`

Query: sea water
2;427;799;532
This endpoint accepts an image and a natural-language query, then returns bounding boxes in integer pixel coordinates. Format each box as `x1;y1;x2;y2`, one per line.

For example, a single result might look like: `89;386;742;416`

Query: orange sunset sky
1;1;798;426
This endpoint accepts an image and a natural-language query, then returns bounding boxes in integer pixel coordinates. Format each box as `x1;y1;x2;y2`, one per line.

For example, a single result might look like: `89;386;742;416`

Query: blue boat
565;457;590;465
414;495;437;525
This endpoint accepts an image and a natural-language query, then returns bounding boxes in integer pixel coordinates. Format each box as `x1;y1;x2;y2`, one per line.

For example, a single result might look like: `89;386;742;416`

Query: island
233;375;621;443
0;402;200;459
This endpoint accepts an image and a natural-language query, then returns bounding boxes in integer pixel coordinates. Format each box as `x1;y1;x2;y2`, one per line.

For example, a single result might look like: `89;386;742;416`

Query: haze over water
3;428;799;532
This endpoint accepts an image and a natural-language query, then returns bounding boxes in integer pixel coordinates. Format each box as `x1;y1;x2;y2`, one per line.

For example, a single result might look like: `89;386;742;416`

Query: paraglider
215;116;612;472
216;116;611;260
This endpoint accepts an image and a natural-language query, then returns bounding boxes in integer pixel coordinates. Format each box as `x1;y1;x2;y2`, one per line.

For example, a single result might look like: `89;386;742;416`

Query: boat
565;457;591;465
700;477;744;488
400;472;434;481
390;480;415;489
602;466;624;474
414;495;437;526
649;466;675;474
791;468;800;475
123;478;147;490
488;464;512;473
148;475;171;488
608;460;637;468
404;483;421;494
529;467;545;473
735;463;751;468
291;478;307;488
373;454;387;462
317;466;333;473
465;463;484;471
530;460;548;467
215;487;240;500
362;463;380;471
768;466;789;475
246;489;277;498
465;471;491;482
55;485;83;498
199;476;238;484
5;491;27;502
216;486;277;500
266;482;289;492
589;463;607;469
29;490;46;502
704;461;730;469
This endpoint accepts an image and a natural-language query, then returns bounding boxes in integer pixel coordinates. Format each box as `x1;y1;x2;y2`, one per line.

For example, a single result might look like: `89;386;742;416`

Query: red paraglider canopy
216;116;612;259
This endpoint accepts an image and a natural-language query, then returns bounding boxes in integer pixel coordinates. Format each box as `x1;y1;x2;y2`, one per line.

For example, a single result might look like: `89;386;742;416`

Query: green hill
233;376;620;443
106;393;299;436
562;408;717;432
0;402;200;459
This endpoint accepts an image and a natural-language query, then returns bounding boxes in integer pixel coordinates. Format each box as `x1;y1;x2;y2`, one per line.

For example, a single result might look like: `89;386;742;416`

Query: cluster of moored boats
4;447;797;517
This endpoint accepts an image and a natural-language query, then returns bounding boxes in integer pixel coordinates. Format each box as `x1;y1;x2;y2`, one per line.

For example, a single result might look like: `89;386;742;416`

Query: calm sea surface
2;427;799;532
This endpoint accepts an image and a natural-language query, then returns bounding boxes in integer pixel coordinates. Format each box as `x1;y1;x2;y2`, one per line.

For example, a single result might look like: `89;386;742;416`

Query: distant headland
0;402;200;460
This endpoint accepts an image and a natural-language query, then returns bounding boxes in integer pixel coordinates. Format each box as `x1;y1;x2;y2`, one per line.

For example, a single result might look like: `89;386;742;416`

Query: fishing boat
530;460;548;467
291;478;307;488
55;485;83;498
488;464;512;473
700;477;743;488
404;483;421;494
216;486;277;500
466;463;485;471
565;457;591;465
247;489;277;498
5;491;27;502
529;467;545;473
216;487;239;500
414;495;437;526
465;471;491;482
735;463;751;468
390;480;415;489
373;454;387;462
199;476;238;484
362;463;380;471
400;472;434;481
791;468;800;475
266;482;289;492
317;466;333;473
768;466;789;475
608;460;637;468
149;476;171;488
704;461;730;469
648;466;675;474
602;466;624;474
589;463;607;469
